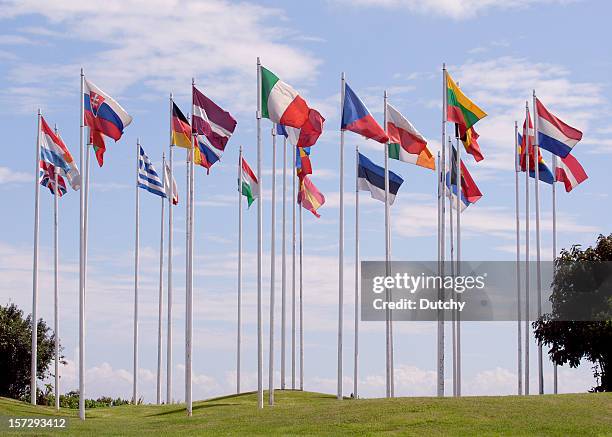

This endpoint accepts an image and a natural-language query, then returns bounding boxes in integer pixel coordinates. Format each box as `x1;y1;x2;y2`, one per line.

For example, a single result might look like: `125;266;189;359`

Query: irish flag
386;103;435;170
261;66;309;128
446;71;486;130
240;157;259;207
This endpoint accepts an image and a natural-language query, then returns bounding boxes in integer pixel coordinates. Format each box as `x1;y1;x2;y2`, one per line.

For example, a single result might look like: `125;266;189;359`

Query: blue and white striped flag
138;146;166;198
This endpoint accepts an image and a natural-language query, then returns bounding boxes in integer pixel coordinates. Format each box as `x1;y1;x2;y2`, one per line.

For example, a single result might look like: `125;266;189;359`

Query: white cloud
0;166;29;184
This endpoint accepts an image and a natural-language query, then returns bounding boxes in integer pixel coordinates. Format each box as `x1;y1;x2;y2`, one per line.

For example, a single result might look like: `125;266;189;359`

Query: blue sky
0;0;610;401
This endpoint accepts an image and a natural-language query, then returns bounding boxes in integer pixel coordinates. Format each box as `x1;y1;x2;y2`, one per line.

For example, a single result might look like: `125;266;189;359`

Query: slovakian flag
554;153;588;192
39;161;67;197
446;145;482;211
357;153;403;205
446;71;487;130
84;78;132;166
518;111;554;185
535;98;583;158
298;175;325;218
342;83;388;143
192;86;237;172
39;116;81;190
386;103;434;170
261;65;310;128
171;102;192;149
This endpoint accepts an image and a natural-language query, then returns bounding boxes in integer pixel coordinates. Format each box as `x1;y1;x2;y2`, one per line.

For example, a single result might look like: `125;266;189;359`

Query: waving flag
171;102;192;149
298;175;325;217
84;78;132;166
138;146;166;198
39;161;67;197
554;153;588;192
518;113;554;184
342;83;388;143
240;157;259;207
446;72;487;130
446;145;482;211
536;98;583;158
296;146;312;179
457;124;484;162
357;153;403;205
386;103;434;170
39;116;81;190
261;66;310;128
164;162;179;205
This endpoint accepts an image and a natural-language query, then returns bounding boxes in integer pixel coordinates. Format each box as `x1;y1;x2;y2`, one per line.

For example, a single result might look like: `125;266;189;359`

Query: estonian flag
357;153;403;205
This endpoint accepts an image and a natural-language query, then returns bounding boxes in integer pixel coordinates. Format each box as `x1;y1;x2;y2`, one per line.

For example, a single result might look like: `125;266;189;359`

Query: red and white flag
554;153;588;192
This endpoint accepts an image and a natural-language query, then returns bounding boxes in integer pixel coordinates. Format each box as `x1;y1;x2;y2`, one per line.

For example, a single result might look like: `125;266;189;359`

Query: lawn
1;390;611;436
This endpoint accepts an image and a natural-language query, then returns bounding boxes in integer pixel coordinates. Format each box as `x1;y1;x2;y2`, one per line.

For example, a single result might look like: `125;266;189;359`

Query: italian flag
386;103;435;170
240;157;259;207
261;66;309;128
446;71;487;130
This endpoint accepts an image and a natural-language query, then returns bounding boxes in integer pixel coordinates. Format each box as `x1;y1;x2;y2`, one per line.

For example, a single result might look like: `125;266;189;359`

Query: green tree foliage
0;303;61;401
534;234;612;392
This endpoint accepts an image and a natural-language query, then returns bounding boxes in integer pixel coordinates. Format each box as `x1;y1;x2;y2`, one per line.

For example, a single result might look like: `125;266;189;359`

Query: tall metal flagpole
167;94;174;404
31;109;41;406
269;125;277;406
53;126;60;411
533;90;544;395
438;64;447;397
256;57;264;409
78;69;86;420
455;129;462;397
383;91;393;398
156;154;166;405
299;196;304;391
514;121;523;396
186;79;196;416
184;142;191;408
354;144;360;398
133;138;140;405
552;153;558;394
237;146;243;394
281;135;287;391
292;137;297;391
447;137;456;397
337;72;346;400
524;101;531;396
436;151;443;398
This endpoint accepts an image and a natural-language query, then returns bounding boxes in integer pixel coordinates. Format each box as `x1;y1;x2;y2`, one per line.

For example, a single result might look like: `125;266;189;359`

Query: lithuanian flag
446;72;486;130
171;102;192;149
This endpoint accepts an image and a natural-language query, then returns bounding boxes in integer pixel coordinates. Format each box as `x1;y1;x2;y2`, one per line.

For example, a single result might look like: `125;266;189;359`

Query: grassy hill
1;390;611;436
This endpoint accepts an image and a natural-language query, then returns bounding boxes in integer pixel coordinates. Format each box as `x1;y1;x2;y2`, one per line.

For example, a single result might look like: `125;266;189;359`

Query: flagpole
514;121;523;396
533;90;544;395
447;136;456;397
383;90;393;398
156;154;166;405
438;64;447;397
269;125;277;406
524;101;531;396
337;71;346;401
167;94;174;404
299;198;304;391
354;144;360;398
292;138;297;391
281;134;287;391
186;79;196;416
455;129;462;397
30;109;41;406
237;146;243;394
133;138;140;405
256;57;264;409
53;126;60;411
78;68;86;420
184;141;191;408
552;153;558;395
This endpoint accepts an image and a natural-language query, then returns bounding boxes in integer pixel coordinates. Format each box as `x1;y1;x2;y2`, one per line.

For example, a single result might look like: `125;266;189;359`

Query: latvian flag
192;86;237;172
554;154;588;192
536;98;582;158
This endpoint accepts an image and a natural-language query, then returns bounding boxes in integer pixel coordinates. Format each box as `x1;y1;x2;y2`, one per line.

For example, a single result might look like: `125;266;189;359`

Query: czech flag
341;83;388;143
536;98;582;158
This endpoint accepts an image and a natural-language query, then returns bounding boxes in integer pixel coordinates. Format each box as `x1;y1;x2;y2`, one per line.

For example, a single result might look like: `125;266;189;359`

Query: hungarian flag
240;156;259;207
386;103;434;170
261;66;309;128
298;175;325;218
446;72;486;130
171;102;192;149
457;124;484;162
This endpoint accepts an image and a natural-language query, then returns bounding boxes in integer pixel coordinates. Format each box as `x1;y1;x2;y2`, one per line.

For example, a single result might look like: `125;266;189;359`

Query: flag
386;103;434;170
39;116;81;190
138;146;166;198
342;83;388;143
518;112;554;185
164;162;179;205
240;157;259;207
357;153;403;205
39;161;67;197
261;65;309;128
84;78;132;166
298;175;325;218
446;145;482;211
446;71;487;130
296;146;312;179
457;124;484;162
171;102;192;149
554;153;588;193
535;98;583;158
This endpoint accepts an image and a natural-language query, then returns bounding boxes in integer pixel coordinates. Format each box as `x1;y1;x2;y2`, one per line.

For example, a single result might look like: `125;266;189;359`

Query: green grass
1;390;611;436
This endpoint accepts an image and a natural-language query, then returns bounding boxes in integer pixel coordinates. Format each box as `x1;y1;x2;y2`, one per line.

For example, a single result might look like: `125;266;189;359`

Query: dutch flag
536;98;583;158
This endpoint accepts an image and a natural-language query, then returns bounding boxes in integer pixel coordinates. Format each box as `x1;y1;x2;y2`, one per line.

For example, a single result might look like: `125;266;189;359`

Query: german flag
171;102;192;148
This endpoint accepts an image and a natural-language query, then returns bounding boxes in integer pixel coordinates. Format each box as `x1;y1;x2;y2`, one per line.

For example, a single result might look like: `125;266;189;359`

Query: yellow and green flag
446;72;487;130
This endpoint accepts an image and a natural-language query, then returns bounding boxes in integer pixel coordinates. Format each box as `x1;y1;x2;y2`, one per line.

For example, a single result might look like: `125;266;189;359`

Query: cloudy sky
0;0;609;402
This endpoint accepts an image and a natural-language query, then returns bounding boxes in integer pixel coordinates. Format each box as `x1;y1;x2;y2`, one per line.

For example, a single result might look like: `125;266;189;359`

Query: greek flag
138;146;166;198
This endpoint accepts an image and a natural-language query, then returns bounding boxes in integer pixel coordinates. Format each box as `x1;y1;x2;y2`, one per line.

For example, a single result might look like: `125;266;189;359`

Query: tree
534;234;612;392
0;303;62;401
